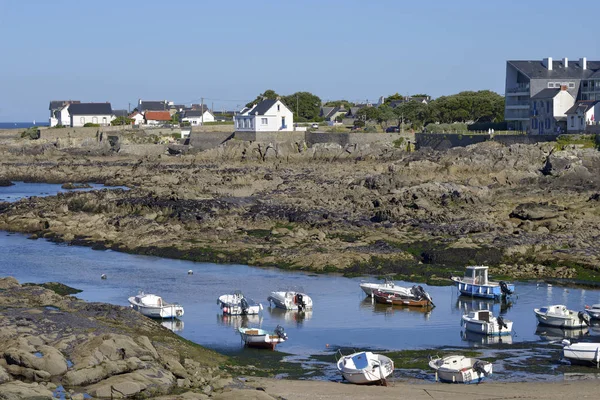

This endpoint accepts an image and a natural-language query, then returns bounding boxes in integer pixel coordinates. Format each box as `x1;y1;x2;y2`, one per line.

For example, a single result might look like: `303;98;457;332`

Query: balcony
506;83;530;96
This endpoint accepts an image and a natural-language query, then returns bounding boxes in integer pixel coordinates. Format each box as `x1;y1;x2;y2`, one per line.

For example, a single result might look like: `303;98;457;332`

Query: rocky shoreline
1;132;600;284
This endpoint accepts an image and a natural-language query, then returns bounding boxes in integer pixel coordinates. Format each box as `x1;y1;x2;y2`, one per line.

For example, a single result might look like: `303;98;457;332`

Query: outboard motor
473;360;489;376
295;293;305;311
274;325;287;340
499;281;513;296
578;311;591;326
240;297;249;315
497;316;508;330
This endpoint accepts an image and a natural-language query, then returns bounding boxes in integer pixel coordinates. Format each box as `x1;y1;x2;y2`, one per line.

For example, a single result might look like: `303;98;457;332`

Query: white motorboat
429;355;492;384
359;278;413;298
128;292;184;319
238;326;287;350
534;305;590;329
462;310;512;336
451;265;515;299
336;351;394;385
585;304;600;320
267;291;313;311
217;291;262;315
562;340;600;367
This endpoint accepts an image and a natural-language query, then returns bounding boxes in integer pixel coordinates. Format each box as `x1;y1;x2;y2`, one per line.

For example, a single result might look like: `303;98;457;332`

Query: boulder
85;365;175;398
0;381;54;400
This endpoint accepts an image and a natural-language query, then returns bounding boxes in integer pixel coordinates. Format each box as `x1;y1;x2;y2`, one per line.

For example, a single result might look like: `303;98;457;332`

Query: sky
1;0;599;122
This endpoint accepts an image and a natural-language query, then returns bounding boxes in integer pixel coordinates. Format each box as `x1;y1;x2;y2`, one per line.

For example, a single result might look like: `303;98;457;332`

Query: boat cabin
468;310;491;322
463;266;489;285
136;294;163;307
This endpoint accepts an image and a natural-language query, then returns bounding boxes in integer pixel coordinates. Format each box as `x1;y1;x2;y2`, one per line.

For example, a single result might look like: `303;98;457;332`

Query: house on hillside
144;111;172;125
566;100;600;132
234;99;293;132
181;109;215;125
68;103;114;127
49;100;80;127
529;87;574;134
505;57;600;131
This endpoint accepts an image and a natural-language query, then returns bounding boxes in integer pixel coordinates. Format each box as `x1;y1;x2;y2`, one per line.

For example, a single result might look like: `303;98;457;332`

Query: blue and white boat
451;265;514;299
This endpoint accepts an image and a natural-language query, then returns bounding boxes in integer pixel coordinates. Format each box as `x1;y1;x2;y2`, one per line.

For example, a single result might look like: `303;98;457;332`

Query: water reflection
535;325;589;341
455;296;513;315
216;313;263;329
461;329;513;345
161;319;184;332
267;307;312;324
359;298;432;319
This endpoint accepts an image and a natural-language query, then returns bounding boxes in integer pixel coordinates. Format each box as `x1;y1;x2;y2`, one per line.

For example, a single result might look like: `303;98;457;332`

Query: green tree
376;105;396;129
355;106;380;123
111;116;133;126
282;91;321;121
323;100;355;109
246;89;279;108
384;93;405;105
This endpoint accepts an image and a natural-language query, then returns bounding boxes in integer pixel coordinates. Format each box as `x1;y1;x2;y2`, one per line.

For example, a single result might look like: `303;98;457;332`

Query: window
571;116;575;127
261;118;268;125
102;117;107;125
548;82;555;88
568;82;575;88
277;104;280;111
80;117;85;124
546;101;550;113
92;117;98;123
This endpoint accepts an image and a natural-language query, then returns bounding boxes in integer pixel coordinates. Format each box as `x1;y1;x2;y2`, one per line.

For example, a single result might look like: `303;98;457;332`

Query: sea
0;122;49;129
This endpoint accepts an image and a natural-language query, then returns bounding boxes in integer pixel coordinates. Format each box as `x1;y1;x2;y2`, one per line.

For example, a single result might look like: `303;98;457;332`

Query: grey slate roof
565;100;600;115
68;103;113;115
184;110;213;118
139;101;167;111
530;88;560;100
49;100;80;110
248;99;278;115
508;60;600;79
113;109;128;118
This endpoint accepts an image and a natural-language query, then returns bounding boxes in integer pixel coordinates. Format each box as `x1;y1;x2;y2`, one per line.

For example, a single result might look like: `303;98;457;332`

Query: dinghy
429;355;492;383
217;291;262;315
267;291;313;311
336;351;394;385
561;340;600;367
359;278;413;298
238;325;287;350
128;292;184;319
534;305;590;329
451;266;514;299
462;310;512;336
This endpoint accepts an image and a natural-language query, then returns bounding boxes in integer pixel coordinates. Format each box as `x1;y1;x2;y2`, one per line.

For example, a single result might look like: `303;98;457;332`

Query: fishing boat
267;291;313;311
372;286;434;308
336;351;394;385
534;305;590;329
217;291;262;315
451;265;514;299
461;310;512;336
429;355;492;384
585;304;600;320
561;340;600;367
359;278;413;298
238;325;287;350
128;292;184;319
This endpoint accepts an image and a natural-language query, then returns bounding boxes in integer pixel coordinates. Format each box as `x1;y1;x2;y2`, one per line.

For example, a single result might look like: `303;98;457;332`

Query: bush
111;116;133;126
363;125;378;133
21;127;40;140
424;122;468;133
353;120;365;128
83;123;100;127
53;124;65;128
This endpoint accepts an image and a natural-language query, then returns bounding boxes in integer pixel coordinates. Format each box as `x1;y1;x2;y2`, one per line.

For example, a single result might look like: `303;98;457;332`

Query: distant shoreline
0;122;49;129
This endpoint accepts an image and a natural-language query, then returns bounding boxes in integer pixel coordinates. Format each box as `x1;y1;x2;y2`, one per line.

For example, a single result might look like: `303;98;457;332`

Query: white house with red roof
144;111;171;125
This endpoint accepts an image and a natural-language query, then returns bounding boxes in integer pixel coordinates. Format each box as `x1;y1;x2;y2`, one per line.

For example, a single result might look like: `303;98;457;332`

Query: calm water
1;183;600;358
0;122;49;129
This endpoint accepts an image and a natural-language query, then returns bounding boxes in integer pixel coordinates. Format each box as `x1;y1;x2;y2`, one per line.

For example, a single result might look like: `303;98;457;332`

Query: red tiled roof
145;111;171;121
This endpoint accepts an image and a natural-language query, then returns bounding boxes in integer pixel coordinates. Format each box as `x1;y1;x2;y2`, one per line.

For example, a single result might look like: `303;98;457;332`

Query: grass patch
23;282;82;295
554;134;598;151
246;229;272;239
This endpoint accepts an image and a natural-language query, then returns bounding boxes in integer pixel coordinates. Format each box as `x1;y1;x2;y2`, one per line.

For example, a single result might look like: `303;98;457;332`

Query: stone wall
188;132;234;150
415;133;561;150
119;144;168;156
307;132;412;146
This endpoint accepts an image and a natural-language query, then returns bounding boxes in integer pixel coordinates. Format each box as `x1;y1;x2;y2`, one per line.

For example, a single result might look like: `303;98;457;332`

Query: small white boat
128;292;184;319
585;304;600;320
451;266;514;299
268;291;313;311
429;355;492;384
336;351;394;385
217;291;262;315
238;326;287;350
562;340;600;367
462;310;512;336
534;305;590;329
359;278;413;298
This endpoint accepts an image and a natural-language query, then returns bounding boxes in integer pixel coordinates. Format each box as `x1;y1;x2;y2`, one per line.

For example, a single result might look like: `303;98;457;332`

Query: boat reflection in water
267;306;312;324
461;329;513;345
535;325;589;341
360;298;432;320
216;313;263;329
161;319;184;332
455;296;513;315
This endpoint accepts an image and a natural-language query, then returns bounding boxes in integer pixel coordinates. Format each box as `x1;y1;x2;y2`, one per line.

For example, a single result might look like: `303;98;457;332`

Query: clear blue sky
1;0;599;122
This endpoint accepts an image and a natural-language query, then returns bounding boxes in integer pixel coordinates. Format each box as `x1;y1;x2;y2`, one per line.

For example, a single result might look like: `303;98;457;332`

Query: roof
68;103;112;115
508;60;600;80
49;100;80;110
565;100;600;115
530;88;561;100
113;109;128;118
139;101;167;111
145;111;171;121
184;110;213;118
249;99;278;115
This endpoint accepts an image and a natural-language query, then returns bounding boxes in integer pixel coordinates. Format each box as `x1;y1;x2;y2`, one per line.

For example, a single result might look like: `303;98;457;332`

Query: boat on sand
429;355;492;383
336;350;394;385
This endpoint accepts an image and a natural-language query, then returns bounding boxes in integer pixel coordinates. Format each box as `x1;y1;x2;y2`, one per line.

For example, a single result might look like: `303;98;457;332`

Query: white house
182;109;215;125
566;100;600;132
49;100;79;127
529;87;574;134
68;103;114;127
144;111;171;126
235;99;294;132
129;111;145;125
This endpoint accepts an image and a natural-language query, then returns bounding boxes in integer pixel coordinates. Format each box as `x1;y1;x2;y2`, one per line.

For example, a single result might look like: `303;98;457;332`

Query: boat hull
534;309;588;329
359;282;412;298
238;328;287;350
585;305;600;320
337;352;394;384
268;292;313;311
452;278;514;299
562;342;600;366
429;356;492;384
463;318;513;336
128;295;184;319
373;291;432;308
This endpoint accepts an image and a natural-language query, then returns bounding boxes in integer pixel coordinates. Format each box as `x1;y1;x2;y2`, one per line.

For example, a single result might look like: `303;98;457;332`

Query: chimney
543;57;553;70
580;57;587;70
563;57;568;68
